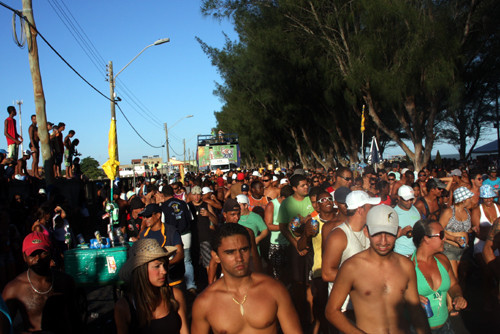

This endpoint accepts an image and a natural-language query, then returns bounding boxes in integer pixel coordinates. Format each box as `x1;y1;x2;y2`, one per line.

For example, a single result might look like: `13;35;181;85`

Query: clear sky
1;1;496;167
1;0;237;166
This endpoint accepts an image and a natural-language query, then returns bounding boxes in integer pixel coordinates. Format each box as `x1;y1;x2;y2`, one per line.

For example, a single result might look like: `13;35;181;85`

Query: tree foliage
200;0;500;169
80;156;105;179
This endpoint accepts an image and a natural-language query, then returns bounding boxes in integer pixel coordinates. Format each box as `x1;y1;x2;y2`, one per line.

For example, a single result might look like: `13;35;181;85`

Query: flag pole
361;105;366;163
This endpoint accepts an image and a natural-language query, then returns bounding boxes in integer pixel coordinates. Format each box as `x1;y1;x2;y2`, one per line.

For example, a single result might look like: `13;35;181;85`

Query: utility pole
107;61;119;161
15;100;23;153
183;138;186;171
164;122;170;181
21;0;53;185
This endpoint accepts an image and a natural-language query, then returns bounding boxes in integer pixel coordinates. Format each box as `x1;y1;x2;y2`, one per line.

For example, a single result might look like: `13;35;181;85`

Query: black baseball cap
139;204;162;217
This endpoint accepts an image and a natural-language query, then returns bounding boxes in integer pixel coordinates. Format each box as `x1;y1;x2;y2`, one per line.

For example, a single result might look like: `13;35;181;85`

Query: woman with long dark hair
115;239;188;334
412;219;467;332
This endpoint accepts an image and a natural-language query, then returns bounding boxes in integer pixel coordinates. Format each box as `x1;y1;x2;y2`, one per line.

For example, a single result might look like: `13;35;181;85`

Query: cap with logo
241;184;249;192
23;232;51;256
398;185;415;201
366;205;399;236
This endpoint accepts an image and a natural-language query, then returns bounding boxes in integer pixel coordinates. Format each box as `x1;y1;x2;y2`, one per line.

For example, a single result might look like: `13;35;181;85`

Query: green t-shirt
277;195;314;225
239;212;267;237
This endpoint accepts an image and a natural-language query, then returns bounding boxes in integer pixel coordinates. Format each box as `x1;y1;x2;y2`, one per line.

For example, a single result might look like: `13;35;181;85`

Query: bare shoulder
252;272;283;289
326;225;347;244
2;271;27;298
193;278;225;308
114;297;130;315
394;253;416;272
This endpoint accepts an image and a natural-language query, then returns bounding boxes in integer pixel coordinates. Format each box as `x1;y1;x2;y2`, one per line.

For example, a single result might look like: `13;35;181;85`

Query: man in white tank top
322;191;381;304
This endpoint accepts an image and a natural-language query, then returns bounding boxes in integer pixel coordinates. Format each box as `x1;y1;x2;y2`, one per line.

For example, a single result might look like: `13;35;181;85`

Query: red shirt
5;117;17;145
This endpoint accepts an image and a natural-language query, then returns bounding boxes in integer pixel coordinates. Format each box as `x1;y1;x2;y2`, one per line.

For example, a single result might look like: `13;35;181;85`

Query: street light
108;38;170;161
165;115;194;180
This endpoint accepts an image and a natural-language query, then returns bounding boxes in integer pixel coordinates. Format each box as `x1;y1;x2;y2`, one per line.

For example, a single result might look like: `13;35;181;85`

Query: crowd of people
2;105;81;181
1;153;499;333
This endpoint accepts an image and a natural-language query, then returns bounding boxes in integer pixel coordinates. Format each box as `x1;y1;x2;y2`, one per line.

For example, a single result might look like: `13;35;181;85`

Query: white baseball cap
202;187;212;195
280;178;289;185
397;185;415;201
272;175;278;182
366;205;399;236
236;194;249;205
345;190;381;210
232;173;237;180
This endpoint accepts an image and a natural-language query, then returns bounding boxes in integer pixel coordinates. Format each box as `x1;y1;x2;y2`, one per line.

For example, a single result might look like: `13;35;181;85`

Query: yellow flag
102;118;120;180
361;105;366;132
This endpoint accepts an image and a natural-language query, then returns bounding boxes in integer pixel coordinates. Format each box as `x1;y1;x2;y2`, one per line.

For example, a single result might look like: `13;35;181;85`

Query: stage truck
197;133;240;172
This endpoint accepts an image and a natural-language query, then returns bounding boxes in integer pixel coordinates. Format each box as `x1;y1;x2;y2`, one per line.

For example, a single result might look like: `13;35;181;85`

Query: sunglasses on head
317;197;333;204
427;230;445;240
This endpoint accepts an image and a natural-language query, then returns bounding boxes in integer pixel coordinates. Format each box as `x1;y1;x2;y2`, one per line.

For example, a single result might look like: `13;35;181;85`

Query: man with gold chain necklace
2;232;82;333
191;223;301;334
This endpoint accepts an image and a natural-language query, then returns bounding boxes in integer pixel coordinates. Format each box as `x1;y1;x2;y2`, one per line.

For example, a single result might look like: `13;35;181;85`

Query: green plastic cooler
64;246;128;284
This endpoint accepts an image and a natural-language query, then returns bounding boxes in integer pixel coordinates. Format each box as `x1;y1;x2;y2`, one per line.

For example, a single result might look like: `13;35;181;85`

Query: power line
1;1;167;147
45;0;163;129
116;104;164;148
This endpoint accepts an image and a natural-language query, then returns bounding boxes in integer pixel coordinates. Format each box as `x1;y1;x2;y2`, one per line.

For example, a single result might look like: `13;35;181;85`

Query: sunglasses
427;230;445;240
262;179;271;182
339;176;353;182
388;178;395;181
312;179;320;183
317;197;333;204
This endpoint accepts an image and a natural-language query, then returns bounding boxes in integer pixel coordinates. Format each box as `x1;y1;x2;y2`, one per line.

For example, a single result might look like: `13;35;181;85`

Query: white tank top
328;222;370;308
479;204;500;227
336;222;370;266
475;204;500;256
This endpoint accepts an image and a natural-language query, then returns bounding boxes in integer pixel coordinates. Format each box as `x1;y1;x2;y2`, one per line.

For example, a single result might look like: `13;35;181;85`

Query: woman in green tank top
411;220;467;332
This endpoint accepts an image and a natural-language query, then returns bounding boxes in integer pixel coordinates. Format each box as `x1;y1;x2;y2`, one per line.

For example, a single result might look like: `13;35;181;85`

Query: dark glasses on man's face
262;179;271;182
427;230;445;240
339;176;353;182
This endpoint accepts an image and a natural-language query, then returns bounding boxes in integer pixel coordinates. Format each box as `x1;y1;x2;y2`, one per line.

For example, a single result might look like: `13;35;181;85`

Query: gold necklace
224;278;249;316
27;268;53;295
232;294;248;316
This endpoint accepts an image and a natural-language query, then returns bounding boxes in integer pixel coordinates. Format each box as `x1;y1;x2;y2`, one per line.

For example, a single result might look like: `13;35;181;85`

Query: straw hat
119;238;177;283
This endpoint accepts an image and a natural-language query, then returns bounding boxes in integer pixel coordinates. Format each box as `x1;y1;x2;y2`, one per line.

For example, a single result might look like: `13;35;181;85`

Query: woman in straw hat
114;239;188;334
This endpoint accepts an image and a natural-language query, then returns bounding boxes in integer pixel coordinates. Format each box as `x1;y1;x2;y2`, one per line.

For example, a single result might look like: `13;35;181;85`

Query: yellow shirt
311;218;325;278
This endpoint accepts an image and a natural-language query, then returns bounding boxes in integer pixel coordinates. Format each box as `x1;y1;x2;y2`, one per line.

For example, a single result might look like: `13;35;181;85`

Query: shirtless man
192;223;302;334
263;173;280;200
415;179;445;220
28;114;40;178
2;232;82;333
326;205;431;334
